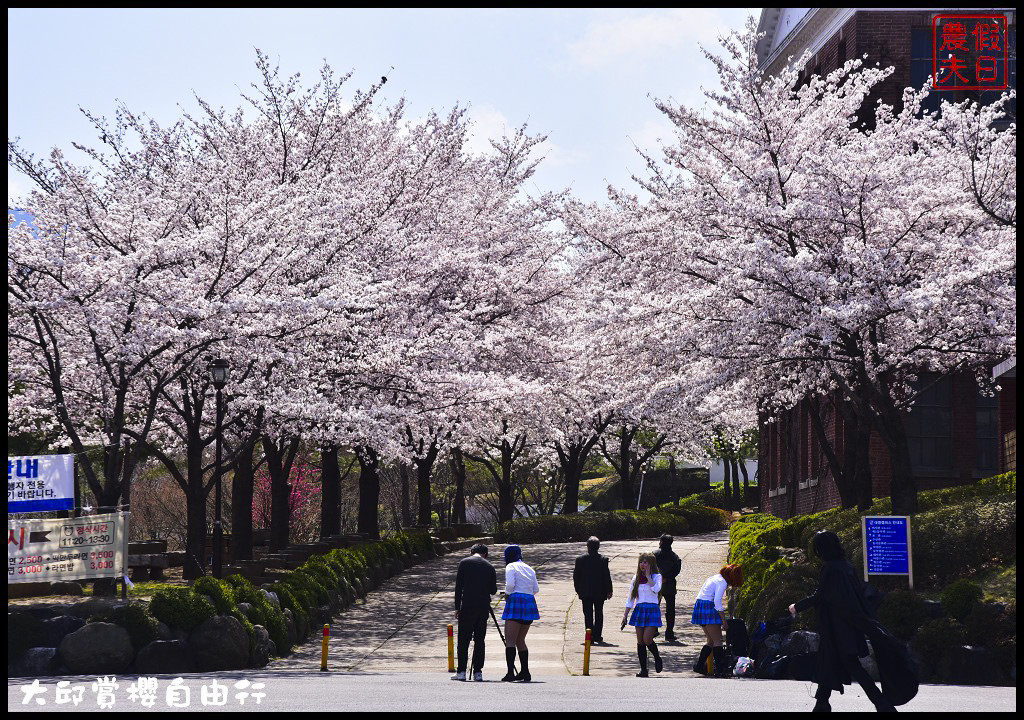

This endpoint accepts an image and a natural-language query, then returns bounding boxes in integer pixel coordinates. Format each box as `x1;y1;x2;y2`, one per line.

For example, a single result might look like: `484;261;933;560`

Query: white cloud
567;8;736;70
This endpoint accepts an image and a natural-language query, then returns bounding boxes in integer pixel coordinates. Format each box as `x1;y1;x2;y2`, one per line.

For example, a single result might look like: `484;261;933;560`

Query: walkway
271;531;731;677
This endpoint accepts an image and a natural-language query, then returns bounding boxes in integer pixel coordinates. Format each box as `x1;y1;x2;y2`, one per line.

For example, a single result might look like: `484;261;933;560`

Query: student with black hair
452;544;497;682
789;531;917;712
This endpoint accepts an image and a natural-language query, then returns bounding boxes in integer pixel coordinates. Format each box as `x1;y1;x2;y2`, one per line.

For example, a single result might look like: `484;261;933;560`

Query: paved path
272;532;731;677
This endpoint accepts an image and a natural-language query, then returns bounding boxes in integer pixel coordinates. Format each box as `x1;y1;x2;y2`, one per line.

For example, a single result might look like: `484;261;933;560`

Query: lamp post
209;358;230;578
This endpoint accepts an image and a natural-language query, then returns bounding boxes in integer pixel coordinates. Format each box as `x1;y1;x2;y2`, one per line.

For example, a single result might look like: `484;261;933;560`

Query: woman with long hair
621;552;664;677
500;544;539;682
691;563;743;677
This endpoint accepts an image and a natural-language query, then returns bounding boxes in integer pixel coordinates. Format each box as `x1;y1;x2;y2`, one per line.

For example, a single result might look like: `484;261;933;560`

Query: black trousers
662;589;676;633
580;596;606;640
457;605;489;672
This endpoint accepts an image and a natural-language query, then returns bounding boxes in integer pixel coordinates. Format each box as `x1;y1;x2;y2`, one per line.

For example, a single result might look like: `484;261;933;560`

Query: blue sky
7;8;758;207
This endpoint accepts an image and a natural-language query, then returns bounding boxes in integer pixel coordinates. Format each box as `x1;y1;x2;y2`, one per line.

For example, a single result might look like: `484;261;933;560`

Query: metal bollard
320;624;329;671
583;628;592;676
447;624;455;672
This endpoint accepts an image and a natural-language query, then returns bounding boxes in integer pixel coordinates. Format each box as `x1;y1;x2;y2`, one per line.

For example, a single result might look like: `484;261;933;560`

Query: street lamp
208;358;230;578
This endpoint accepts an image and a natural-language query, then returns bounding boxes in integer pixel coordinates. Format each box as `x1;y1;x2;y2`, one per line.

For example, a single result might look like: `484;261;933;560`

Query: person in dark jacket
453;544;498;681
789;531;918;712
653;533;681;641
573;536;613;643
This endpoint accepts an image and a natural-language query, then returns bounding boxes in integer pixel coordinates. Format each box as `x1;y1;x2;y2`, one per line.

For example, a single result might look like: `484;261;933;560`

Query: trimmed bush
149;587;216;631
192;576;237;614
876;590;928;640
941;579;984;622
88;603;160;651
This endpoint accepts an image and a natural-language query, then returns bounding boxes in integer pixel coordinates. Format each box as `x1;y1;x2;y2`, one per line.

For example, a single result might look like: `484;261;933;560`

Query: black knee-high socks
647;641;662;673
505;646;516;675
637;644;649;676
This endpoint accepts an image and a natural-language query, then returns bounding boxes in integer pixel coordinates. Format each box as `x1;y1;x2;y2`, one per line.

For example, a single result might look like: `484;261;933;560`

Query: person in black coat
453;544;498;681
789;531;918;712
653;534;681;641
573;536;613;643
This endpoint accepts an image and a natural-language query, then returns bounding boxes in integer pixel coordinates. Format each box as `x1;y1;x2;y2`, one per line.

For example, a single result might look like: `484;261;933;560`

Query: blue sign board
862;515;913;588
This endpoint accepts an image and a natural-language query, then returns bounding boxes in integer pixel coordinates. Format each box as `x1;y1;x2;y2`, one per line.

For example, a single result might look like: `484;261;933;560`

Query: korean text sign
862;515;914;589
8;512;127;583
8;454;75;512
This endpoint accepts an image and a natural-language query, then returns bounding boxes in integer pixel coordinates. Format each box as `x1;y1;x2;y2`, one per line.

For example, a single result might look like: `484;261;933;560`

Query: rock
66;596;127;619
261;589;280;610
781;630;820;656
236;602;256;622
188;615;250;671
937;644;1006;685
134;639;196;674
41;615;86;648
283;608;297;649
11;647;59;677
249;625;274;668
57;622;134;675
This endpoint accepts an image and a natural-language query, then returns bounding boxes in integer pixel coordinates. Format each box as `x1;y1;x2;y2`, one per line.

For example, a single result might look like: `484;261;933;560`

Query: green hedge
728;472;1016;685
493;507;729;544
143;530;433;663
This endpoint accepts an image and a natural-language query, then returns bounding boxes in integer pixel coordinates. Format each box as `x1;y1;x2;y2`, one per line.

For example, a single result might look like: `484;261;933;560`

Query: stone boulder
134;639;196;675
41;615;86;648
188;615;250;671
57;622;134;675
10;647;59;677
249;625;275;668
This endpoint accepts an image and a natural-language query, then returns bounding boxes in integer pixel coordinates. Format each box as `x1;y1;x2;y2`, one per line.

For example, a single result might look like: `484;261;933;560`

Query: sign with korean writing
8;454;75;512
862;515;914;589
8;512;127;583
932;14;1009;91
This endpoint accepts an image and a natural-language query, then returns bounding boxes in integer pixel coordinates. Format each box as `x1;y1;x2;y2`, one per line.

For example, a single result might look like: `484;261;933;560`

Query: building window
976;389;999;474
905;373;952;471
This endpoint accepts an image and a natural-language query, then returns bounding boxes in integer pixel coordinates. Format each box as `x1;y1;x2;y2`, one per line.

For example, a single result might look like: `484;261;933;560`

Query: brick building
754;8;1017;519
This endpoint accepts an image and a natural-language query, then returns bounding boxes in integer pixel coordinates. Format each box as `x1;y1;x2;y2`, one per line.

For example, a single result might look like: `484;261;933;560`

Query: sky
7;8;760;208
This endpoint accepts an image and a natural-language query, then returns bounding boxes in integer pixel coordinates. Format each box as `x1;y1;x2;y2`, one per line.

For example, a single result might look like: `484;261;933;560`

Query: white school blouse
625;573;663;608
695;573;729;612
505;561;540;596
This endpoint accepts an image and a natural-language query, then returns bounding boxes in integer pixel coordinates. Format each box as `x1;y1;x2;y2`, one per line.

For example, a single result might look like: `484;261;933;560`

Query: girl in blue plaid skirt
621;553;664;677
500;544;539;682
690;563;743;677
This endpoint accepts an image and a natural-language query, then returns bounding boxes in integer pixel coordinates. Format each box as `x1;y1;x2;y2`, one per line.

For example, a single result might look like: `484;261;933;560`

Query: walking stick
490;600;517;675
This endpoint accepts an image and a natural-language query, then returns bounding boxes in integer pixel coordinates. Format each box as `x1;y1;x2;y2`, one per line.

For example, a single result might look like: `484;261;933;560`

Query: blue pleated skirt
690;598;721;625
502;592;540;622
629;602;662;627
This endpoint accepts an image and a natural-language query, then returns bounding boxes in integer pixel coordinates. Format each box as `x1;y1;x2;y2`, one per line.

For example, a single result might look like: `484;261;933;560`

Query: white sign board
8;512;128;583
8;454;75;512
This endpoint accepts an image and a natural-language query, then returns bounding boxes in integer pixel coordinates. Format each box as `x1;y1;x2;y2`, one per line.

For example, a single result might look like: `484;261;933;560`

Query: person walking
452;543;497;682
789;531;917;712
573;536;613;644
621;552;663;677
500;544;540;682
690;563;743;677
653;533;681;642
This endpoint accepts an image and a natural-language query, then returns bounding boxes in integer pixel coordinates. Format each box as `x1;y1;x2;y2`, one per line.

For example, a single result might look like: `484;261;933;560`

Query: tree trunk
230;437;255;563
263;436;299;552
415;441;439;526
875;400;919;515
722;456;733;511
183;433;207;580
356;446;381;538
557;443;585;515
618;426;637;510
731;457;742;508
320;444;341;538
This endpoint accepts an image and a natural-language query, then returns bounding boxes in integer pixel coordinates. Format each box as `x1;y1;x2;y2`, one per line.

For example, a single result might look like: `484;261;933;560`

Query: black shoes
501;671;517;682
515;670;532;683
664;631;677;642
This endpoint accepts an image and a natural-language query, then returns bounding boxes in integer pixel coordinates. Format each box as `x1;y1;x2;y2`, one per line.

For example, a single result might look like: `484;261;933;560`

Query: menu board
8;512;128;583
862;515;913;589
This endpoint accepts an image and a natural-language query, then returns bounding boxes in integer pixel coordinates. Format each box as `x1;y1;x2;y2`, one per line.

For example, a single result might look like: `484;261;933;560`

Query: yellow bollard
320;624;329;671
447;624;455;672
583;628;592;676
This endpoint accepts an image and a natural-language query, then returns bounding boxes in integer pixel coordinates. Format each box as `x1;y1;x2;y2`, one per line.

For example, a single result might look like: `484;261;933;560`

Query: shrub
225;574;290;655
876;590;928;640
747;563;820;628
941;579;984;622
911;617;970;682
192;576;237;614
149;587;216;631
